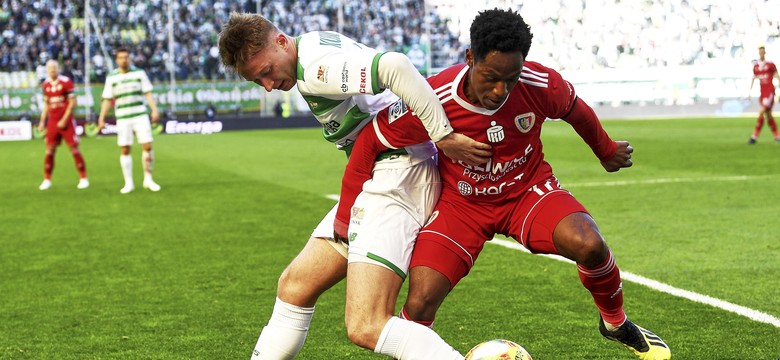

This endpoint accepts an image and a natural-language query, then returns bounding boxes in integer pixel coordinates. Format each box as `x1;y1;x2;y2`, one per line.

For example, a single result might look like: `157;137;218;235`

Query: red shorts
409;176;587;288
45;125;79;147
759;92;775;109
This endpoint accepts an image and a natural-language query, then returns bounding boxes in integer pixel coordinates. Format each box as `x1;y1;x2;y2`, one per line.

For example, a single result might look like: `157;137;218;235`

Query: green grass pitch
1;116;778;359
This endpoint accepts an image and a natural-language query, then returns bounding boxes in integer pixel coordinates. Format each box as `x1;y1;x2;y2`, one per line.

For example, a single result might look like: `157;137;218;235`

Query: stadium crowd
1;0;779;86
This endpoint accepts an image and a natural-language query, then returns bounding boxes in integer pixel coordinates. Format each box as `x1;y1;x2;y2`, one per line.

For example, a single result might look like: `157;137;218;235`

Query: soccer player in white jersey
218;12;491;360
97;48;161;194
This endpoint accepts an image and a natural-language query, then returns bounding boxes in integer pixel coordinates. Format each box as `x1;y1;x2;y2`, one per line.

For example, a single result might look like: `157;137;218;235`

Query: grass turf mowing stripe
488;238;780;328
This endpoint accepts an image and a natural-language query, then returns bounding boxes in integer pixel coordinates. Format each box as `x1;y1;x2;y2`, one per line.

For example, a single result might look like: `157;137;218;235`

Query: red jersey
42;75;75;127
335;61;616;234
753;60;778;96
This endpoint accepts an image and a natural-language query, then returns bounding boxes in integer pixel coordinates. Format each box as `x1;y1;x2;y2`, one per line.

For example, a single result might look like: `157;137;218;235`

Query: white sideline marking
565;174;777;188
488;238;780;328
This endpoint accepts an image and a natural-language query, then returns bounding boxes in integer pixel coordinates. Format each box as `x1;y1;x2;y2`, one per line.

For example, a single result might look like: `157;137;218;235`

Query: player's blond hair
218;12;278;72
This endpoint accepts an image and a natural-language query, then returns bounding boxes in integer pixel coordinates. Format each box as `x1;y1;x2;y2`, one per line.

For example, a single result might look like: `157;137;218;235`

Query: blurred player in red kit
339;8;670;360
747;46;780;144
38;59;89;190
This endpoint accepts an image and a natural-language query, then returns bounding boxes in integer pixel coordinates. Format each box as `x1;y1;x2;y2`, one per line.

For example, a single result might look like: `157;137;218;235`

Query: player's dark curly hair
469;8;533;62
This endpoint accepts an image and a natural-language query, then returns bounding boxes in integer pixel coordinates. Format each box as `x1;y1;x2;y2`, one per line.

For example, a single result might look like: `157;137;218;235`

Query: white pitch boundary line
325;173;780;328
488;238;780;328
565;174;778;188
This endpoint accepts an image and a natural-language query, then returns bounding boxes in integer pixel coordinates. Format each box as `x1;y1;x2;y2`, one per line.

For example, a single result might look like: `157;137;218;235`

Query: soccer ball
464;339;533;360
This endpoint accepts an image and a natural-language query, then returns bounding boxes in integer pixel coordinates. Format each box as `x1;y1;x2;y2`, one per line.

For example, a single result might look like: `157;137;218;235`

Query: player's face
464;49;524;110
759;47;766;59
116;51;130;71
46;62;59;80
238;33;297;92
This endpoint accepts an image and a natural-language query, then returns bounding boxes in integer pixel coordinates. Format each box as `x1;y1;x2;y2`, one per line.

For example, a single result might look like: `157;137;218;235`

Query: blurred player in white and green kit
97;47;162;194
219;11;491;360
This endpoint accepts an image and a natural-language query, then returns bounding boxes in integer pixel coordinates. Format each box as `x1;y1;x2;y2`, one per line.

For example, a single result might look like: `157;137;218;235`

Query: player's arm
38;96;49;132
377;52;491;166
96;99;113;132
144;92;159;124
562;98;631;172
747;76;756;99
58;93;77;129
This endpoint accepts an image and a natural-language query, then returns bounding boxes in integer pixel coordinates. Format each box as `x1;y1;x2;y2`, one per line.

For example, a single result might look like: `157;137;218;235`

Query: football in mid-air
464;339;533;360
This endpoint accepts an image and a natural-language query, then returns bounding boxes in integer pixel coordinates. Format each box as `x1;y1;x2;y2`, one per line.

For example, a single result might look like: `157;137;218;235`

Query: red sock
577;249;626;327
72;149;87;178
753;114;765;138
44;153;54;180
400;307;434;328
768;116;779;138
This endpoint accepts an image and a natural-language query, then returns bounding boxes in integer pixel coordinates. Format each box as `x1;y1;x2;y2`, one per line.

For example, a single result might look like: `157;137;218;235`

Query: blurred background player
747;46;780;144
218;12;490;360
97;48;161;194
38;59;89;190
339;8;670;360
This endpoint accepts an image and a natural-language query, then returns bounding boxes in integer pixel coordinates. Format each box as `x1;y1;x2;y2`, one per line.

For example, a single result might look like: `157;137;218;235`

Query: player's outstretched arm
600;140;633;172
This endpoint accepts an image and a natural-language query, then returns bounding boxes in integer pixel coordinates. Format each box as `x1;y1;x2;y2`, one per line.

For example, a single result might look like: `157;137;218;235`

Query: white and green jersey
102;67;153;121
296;31;400;151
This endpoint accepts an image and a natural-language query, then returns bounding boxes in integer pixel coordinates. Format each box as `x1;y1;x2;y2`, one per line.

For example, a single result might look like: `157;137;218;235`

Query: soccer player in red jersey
747;46;780;144
38;59;89;190
338;8;670;360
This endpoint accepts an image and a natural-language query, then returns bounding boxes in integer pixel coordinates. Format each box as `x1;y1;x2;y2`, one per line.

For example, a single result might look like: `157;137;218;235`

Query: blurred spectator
2;0;779;86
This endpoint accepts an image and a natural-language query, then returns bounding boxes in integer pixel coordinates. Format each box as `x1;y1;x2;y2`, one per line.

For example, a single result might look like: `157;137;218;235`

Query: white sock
375;316;463;360
120;155;133;186
142;150;154;174
250;297;315;360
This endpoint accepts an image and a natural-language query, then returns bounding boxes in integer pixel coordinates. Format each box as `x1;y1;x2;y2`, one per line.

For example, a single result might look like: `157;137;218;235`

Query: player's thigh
345;262;403;326
278;236;347;307
45;129;63;148
133;117;154;145
62;126;80;147
411;199;490;290
116;120;135;146
507;181;588;255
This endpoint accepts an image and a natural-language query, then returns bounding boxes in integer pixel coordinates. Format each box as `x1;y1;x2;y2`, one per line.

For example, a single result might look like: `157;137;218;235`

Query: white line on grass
565;174;779;188
488;238;780;328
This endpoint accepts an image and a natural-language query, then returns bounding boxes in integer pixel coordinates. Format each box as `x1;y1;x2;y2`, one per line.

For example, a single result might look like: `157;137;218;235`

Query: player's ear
465;49;474;67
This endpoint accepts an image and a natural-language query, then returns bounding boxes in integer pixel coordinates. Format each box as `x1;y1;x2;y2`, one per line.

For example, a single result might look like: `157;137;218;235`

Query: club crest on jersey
317;65;329;83
514;112;535;133
486;121;504;143
388;99;408;124
457;181;473;196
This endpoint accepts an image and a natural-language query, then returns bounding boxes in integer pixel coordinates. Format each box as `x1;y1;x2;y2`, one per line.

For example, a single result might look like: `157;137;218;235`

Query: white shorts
117;117;153;146
346;155;441;280
311;203;349;258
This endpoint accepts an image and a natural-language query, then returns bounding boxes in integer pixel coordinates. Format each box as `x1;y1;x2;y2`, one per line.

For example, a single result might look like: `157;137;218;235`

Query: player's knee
573;233;608;267
344;315;381;350
276;266;309;302
404;291;442;321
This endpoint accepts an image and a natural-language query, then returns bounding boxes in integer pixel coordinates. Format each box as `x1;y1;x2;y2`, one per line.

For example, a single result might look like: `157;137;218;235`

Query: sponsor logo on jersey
514;112;535;133
359;67;367;93
351;207;365;220
457;181;473;196
486;120;504;143
388;99;407;124
317;65;329;83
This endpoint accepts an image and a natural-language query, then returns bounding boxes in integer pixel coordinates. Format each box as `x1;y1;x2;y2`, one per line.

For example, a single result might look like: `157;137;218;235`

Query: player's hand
333;230;349;244
57;121;67;129
150;109;159;124
601;141;633;172
435;132;492;166
37;123;45;132
96;119;105;133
